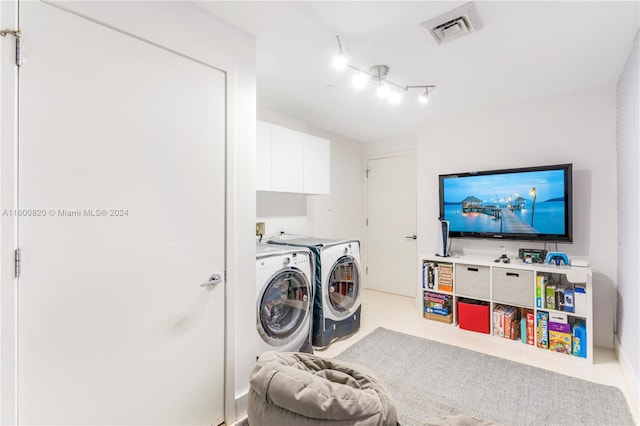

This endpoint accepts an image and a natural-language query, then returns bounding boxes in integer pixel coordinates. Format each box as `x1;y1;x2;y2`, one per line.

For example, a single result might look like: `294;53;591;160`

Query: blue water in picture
443;201;565;234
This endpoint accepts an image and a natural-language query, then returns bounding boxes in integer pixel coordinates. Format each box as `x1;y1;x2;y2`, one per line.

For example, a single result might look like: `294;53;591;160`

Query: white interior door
366;154;417;297
17;3;226;424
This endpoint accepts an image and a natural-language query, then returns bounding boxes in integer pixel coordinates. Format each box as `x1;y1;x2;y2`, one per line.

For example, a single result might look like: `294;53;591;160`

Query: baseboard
615;335;639;423
232;391;248;424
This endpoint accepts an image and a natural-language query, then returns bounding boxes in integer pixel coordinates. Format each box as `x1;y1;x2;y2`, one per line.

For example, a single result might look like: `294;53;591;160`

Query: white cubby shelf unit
420;254;593;363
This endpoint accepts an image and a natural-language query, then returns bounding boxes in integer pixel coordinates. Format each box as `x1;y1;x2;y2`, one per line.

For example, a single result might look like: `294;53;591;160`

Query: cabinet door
256;120;272;191
271;124;304;193
455;264;490;299
303;134;330;194
493;267;534;308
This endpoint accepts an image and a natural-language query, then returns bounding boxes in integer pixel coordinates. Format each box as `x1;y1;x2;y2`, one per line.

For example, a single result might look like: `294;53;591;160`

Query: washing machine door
327;255;360;316
257;268;311;346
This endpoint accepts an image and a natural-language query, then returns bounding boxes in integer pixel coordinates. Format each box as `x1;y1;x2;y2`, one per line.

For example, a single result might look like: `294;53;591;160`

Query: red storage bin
457;298;490;334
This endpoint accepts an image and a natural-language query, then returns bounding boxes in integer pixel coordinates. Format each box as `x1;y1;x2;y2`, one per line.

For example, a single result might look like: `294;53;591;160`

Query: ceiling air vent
420;2;483;45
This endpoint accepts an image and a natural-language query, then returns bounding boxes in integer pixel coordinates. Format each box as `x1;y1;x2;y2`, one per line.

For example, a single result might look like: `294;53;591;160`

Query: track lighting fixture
416;87;432;104
332;35;348;70
331;36;436;105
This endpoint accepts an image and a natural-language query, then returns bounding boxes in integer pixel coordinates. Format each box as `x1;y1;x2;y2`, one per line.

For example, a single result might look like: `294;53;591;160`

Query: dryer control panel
287;252;310;267
343;242;359;257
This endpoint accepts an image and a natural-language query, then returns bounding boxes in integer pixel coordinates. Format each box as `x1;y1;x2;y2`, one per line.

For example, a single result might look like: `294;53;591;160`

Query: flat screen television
439;163;573;242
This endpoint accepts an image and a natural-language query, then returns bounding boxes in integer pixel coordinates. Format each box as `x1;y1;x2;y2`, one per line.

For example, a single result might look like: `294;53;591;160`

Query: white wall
307;125;364;241
417;87;617;347
362;133;417;157
0;2;256;424
616;30;639;403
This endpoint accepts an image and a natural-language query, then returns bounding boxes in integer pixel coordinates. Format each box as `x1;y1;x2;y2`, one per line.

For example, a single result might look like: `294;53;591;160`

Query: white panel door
18;3;225;424
303;134;330;195
271;124;304;193
256;120;272;191
366;154;417;297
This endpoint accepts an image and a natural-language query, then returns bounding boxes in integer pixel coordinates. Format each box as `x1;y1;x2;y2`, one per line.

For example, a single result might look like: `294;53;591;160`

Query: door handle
201;273;223;287
405;235;417;240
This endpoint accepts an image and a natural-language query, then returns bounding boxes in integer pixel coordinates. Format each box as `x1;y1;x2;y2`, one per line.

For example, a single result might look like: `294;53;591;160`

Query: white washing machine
268;236;362;348
255;243;314;355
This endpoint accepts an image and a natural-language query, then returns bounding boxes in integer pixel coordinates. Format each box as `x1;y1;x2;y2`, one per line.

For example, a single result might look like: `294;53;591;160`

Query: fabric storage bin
455;264;490;299
457;298;490;334
492;267;534;308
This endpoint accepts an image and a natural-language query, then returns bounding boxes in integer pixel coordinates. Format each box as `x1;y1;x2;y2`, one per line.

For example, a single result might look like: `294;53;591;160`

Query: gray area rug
335;327;634;426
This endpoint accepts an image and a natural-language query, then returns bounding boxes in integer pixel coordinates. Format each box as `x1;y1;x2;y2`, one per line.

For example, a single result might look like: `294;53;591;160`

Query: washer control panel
287;252;310;267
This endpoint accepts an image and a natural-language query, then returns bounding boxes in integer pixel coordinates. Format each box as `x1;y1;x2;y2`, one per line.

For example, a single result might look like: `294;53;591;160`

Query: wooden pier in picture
499;209;536;233
461;204;501;218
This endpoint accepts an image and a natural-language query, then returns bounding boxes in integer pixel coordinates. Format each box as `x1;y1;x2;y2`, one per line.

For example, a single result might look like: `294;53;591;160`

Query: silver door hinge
365;169;370;178
366;218;368;226
366;266;368;275
1;28;22;66
14;248;21;278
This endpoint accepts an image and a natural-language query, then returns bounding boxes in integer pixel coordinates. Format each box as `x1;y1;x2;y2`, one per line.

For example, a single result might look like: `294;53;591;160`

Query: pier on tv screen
439;164;572;241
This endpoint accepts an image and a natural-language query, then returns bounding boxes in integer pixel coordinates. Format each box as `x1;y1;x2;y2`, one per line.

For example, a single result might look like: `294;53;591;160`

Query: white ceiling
197;1;639;142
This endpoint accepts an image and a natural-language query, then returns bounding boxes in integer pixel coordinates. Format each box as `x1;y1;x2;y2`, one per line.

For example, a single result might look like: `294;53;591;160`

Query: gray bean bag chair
248;351;398;426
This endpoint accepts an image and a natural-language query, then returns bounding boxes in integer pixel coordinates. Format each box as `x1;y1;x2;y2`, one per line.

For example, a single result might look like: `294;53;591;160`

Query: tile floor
316;289;638;424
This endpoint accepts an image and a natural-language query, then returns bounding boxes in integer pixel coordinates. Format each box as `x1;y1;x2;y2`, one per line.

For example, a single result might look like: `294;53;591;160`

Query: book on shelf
545;284;557;310
574;285;586;315
526;310;535;345
535;275;546;309
536;311;549;349
426;295;449;303
425;291;452;300
423;262;436;290
424;306;450;316
549;330;572;354
424;312;453;324
493;305;506;337
437;264;453;292
572;320;587;358
425;300;448;309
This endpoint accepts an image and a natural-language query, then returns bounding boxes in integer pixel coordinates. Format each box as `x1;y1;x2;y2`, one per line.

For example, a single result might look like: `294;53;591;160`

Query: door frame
363;150;420;305
0;1;19;423
0;2;251;424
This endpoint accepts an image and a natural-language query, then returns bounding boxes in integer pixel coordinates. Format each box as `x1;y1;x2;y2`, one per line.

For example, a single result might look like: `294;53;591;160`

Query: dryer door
327;255;361;315
258;268;311;346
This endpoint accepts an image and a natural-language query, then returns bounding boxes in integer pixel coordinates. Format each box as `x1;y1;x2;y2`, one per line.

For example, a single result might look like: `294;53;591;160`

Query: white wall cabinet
271;124;305;193
257;120;330;194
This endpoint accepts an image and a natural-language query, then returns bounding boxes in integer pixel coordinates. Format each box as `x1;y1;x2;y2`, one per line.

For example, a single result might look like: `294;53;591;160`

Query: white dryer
255;243;314;355
268;236;362;348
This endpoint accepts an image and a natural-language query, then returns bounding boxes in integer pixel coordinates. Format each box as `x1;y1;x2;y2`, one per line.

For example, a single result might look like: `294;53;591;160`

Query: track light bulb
376;84;391;98
332;54;348;70
418;91;429;104
388;91;402;105
352;72;367;90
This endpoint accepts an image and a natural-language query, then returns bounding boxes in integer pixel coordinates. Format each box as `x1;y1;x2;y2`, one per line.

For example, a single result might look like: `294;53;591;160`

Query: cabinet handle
467;267;479;272
506;272;519;277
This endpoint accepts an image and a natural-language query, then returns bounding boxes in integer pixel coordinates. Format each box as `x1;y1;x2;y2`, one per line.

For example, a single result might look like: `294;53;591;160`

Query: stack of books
493;304;521;340
423;291;453;324
437;264;453;292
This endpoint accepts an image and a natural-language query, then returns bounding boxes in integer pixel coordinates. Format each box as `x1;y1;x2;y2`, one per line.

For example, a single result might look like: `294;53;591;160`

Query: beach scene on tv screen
442;170;566;235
